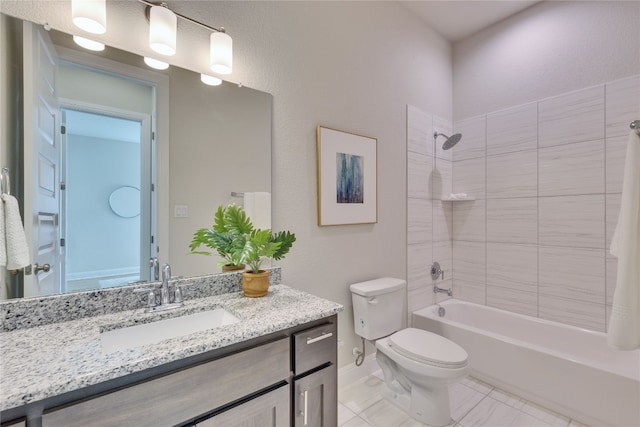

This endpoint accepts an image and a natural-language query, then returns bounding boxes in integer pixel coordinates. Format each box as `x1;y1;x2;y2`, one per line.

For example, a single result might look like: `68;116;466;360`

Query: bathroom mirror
1;13;272;299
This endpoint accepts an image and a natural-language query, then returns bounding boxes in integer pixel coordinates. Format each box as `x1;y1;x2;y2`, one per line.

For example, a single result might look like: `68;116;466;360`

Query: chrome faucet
137;263;183;312
433;285;452;297
161;263;172;305
149;257;159;281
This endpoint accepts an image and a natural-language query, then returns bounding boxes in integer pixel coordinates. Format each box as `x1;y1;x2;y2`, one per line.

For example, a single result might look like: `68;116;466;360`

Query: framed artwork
317;126;377;226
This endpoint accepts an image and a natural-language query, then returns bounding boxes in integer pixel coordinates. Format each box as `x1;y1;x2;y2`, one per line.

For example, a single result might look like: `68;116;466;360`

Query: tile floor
338;371;591;427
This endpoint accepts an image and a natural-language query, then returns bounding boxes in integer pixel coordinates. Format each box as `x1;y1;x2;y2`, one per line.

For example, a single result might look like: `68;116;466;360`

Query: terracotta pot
242;270;270;297
222;264;245;272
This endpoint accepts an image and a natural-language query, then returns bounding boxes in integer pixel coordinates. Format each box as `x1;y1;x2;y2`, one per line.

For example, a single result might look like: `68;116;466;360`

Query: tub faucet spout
433;285;452;297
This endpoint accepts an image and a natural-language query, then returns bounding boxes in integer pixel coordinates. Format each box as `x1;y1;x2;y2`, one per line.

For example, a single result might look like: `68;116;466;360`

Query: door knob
34;263;51;274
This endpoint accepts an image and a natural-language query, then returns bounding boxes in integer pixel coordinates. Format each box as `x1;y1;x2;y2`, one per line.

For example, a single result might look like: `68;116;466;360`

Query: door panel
23;21;61;297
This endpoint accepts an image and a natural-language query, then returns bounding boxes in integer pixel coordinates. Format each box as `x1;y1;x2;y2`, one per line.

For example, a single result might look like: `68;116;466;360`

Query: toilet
350;277;468;427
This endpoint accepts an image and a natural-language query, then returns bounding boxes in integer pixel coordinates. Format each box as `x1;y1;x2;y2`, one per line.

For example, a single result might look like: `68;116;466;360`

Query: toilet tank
350;277;406;340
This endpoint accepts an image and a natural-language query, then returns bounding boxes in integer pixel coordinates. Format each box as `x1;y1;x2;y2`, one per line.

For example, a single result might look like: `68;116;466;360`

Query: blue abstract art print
317;126;377;226
336;152;364;204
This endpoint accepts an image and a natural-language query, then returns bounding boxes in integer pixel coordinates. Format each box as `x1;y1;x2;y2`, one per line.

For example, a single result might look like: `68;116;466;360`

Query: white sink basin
101;308;240;353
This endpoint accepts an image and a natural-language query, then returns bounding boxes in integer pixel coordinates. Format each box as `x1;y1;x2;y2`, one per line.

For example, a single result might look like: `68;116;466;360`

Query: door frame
55;45;170;271
59;102;153;291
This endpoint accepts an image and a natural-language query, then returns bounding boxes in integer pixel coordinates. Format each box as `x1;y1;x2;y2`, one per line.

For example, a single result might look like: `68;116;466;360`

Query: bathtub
412;299;640;427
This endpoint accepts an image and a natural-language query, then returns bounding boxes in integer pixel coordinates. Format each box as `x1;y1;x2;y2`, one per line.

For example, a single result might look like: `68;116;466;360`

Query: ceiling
399;1;540;42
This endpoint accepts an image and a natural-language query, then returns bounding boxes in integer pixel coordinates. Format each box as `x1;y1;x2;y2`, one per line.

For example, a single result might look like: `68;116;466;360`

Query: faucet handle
134;287;158;308
173;286;183;304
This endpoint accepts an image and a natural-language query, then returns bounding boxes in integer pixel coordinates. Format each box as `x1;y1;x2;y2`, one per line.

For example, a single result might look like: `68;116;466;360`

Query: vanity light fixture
200;74;222;86
149;3;177;56
71;0;107;34
72;35;105;51
139;0;232;75
144;56;170;70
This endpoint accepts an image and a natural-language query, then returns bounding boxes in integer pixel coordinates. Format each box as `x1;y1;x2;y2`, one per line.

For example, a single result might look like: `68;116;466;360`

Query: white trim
337;353;380;390
66;266;139;281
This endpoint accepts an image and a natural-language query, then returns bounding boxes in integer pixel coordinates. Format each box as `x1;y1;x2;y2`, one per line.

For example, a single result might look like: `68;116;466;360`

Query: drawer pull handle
306;332;333;345
303;389;308;425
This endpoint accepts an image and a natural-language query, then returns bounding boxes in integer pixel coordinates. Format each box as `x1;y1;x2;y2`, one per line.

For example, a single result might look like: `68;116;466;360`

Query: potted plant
234;228;296;297
189;204;252;271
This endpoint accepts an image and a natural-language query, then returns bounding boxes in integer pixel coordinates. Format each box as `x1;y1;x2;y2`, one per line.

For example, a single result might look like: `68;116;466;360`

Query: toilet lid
388;328;468;368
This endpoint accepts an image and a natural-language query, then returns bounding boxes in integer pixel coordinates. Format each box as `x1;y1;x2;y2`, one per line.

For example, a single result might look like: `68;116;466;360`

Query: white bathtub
412;299;640;427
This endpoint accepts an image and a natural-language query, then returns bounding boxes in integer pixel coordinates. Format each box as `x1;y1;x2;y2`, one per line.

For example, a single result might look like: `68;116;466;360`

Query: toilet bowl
350;278;469;427
376;328;468;426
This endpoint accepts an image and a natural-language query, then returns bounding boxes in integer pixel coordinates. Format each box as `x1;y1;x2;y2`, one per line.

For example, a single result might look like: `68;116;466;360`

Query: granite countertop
0;284;343;412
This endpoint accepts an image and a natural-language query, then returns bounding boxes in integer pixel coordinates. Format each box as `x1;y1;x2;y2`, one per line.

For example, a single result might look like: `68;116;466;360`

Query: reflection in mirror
0;14;272;300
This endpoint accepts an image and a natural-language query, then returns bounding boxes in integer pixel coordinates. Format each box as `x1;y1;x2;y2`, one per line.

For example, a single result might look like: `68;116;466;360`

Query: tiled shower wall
407;75;639;333
406;106;454;322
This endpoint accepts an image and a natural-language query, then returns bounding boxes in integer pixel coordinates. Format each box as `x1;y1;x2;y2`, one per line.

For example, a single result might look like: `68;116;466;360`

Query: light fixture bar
137;0;226;34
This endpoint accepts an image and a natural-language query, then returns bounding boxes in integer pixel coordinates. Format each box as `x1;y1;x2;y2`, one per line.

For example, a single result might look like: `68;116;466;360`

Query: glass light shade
210;32;232;75
72;0;106;34
72;35;105;51
200;74;222;86
144;57;169;70
149;5;177;56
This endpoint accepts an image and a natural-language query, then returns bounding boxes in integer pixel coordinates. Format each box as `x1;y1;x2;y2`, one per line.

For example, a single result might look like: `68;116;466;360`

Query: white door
22;22;61;297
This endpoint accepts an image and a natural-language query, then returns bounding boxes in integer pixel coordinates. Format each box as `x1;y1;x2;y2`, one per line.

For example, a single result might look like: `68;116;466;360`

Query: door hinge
60;238;65;247
151;236;154;244
152;131;155;141
151;183;155;192
60;181;66;190
61;125;66;134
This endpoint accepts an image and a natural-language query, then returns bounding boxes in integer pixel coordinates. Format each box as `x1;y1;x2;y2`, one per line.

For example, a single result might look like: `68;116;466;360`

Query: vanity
0;269;343;427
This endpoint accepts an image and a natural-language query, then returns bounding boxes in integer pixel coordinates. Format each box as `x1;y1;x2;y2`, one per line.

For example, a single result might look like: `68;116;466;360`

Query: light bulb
200;74;222;86
73;35;105;51
144;57;169;70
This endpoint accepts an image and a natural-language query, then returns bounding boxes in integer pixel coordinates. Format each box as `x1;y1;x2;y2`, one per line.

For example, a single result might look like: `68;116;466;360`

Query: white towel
607;131;640;350
0;194;5;267
243;191;271;230
2;194;30;271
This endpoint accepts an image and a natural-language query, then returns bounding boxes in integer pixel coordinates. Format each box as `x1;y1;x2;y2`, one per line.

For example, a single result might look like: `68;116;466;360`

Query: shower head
434;132;462;150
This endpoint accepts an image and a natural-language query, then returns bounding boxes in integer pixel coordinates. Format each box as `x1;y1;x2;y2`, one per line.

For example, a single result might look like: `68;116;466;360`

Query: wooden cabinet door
293;364;337;427
196;385;289;427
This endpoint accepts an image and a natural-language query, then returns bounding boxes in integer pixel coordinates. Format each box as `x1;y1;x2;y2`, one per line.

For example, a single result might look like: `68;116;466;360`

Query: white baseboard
337;353;381;389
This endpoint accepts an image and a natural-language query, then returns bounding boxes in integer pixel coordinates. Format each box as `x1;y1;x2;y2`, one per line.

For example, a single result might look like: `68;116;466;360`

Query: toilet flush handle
367;297;378;305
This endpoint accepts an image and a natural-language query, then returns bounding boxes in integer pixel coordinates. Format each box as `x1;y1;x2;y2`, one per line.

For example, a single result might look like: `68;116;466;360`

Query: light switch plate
174;205;188;218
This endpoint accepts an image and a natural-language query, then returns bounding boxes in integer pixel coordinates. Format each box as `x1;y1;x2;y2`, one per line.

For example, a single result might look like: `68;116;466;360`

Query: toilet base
380;381;452;427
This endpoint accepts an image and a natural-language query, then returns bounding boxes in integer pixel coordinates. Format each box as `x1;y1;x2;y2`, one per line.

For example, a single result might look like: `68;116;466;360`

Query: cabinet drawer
43;338;290;427
292;323;336;375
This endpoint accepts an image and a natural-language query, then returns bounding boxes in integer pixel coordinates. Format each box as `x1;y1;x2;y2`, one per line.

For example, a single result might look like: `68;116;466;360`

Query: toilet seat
388;328;468;369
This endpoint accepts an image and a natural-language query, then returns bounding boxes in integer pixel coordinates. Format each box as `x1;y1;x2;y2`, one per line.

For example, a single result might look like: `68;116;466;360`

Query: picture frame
316;126;377;226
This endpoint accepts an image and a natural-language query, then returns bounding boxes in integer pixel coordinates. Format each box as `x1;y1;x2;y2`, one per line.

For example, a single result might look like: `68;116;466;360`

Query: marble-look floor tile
449;381;486;422
459;396;557;427
488;389;570;427
339;402;359;425
359;398;435;427
487;102;538;156
338;375;385;414
459;377;494;396
340;415;373;427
